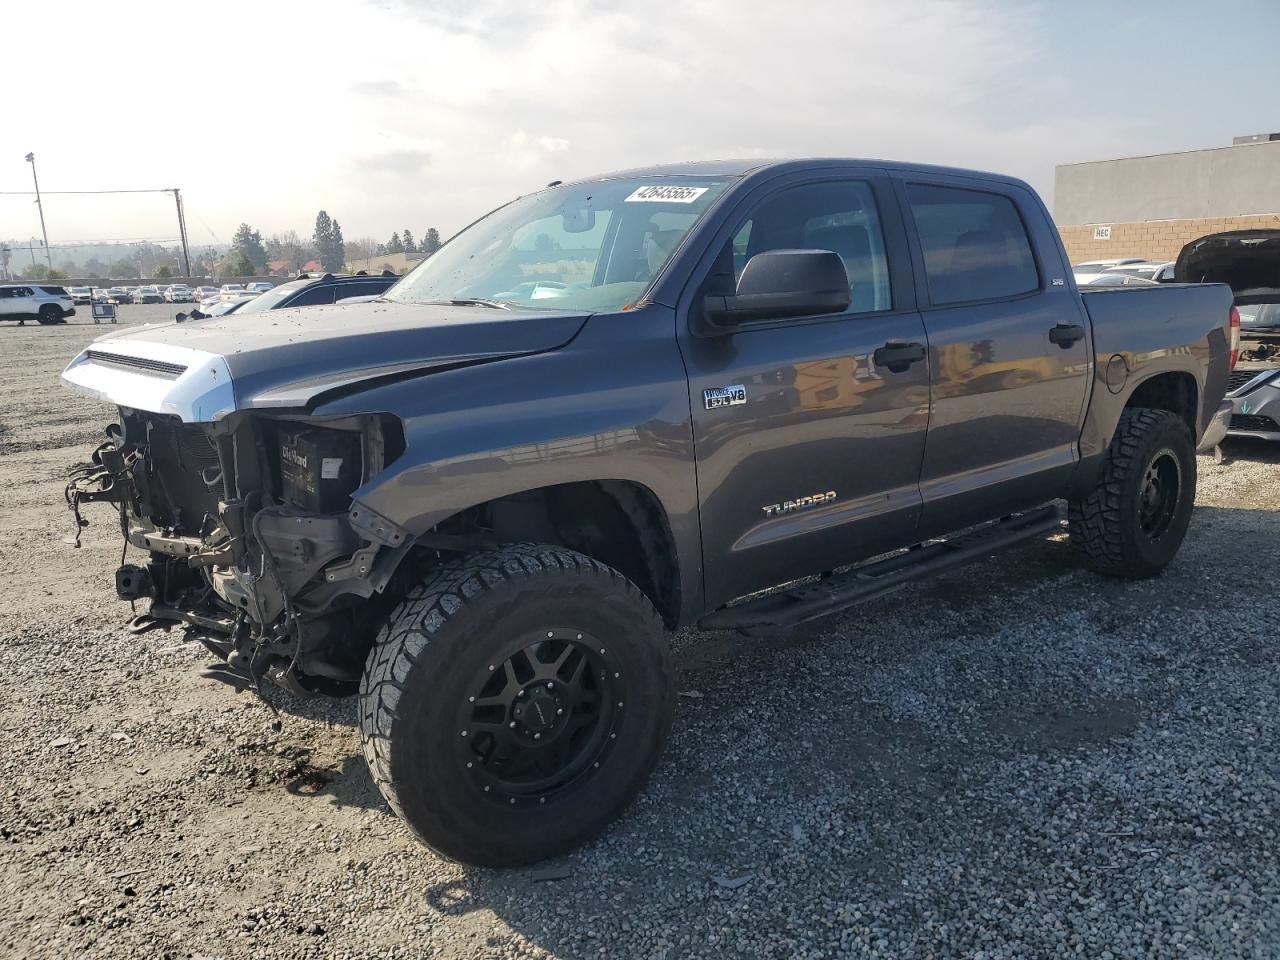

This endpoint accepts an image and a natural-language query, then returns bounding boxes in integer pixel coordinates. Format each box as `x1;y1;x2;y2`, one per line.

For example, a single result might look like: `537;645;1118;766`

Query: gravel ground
2;305;1279;959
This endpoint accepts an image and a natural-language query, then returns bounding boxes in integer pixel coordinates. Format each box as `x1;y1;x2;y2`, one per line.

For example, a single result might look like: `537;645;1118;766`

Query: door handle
1048;323;1086;348
873;341;926;373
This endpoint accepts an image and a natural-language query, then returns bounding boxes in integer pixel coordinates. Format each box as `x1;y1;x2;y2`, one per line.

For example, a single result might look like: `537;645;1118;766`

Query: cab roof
564;157;1029;188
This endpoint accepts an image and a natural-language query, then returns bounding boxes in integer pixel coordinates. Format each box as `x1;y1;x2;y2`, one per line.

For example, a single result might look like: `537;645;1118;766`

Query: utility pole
24;152;53;272
171;188;192;278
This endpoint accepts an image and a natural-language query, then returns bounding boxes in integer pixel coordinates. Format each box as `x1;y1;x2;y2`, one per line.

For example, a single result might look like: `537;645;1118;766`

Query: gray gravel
2;306;1279;958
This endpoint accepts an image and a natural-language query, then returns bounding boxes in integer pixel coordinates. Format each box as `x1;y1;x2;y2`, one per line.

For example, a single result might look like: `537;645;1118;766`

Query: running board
698;505;1064;633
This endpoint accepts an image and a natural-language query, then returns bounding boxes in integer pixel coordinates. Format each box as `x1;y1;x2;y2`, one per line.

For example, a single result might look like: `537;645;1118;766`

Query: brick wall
1057;213;1280;265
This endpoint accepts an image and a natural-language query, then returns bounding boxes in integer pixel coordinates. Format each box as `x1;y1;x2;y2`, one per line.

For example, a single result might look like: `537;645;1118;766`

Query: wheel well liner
1124;371;1198;434
432;480;680;628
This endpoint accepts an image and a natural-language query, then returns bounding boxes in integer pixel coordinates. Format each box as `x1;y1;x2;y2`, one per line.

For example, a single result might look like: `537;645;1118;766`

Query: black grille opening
1226;370;1267;394
86;350;187;379
1230;413;1280;433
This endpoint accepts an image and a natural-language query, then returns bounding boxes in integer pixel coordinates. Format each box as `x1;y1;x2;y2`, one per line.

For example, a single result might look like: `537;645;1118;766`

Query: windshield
387;176;730;312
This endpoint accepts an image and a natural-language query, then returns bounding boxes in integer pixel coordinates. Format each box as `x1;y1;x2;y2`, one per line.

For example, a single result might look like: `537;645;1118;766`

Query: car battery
278;428;362;513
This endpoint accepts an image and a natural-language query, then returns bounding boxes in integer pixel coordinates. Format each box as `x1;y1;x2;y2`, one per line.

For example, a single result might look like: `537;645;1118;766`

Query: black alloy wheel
459;630;620;804
1137;449;1181;541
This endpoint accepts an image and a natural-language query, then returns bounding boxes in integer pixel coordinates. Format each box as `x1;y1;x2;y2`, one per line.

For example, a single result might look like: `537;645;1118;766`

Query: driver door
679;175;931;609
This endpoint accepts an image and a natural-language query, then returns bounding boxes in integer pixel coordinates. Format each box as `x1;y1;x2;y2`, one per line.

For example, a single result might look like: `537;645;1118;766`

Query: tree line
2;212;446;281
221;214;443;278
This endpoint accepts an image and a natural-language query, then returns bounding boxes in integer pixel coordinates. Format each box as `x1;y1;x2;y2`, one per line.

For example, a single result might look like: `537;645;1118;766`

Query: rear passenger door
894;175;1090;534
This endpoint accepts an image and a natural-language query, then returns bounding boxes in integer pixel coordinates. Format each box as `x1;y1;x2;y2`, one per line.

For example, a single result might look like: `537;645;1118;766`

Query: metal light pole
24;152;53;272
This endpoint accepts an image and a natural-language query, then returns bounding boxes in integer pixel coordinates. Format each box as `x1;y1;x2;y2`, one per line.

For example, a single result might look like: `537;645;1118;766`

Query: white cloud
504;131;571;170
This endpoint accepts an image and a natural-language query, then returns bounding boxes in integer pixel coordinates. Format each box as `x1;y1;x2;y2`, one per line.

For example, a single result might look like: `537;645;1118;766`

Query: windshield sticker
625;185;710;204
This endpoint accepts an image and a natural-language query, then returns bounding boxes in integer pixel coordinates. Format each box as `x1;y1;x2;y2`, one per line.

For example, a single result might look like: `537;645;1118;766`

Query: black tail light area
278;426;363;513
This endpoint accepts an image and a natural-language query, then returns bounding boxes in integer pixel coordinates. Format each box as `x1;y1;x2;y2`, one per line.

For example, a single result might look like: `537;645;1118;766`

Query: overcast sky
3;0;1278;251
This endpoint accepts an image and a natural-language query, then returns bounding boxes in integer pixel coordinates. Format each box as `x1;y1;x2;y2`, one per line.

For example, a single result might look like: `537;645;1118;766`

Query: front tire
1068;407;1196;578
359;544;674;866
37;305;62;325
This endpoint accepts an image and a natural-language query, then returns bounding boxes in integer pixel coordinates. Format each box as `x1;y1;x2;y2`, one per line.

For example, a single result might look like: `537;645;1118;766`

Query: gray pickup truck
63;159;1236;866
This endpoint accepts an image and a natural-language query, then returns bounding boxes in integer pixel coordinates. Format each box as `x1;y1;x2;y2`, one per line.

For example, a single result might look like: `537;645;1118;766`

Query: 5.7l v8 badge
703;384;746;409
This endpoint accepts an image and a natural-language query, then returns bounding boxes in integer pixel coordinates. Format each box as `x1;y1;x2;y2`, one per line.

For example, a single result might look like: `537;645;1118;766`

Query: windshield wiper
422;298;511;310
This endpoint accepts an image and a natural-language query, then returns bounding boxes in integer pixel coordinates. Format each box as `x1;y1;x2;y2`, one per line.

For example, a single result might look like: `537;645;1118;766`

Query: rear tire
1068;407;1196;578
37;305;62;325
359;544;674;866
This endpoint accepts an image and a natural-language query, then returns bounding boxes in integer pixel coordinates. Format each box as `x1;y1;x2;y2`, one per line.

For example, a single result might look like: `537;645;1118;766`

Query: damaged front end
67;409;412;696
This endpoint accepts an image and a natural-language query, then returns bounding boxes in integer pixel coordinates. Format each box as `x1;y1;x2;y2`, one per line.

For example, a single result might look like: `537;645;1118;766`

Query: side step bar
698;504;1064;633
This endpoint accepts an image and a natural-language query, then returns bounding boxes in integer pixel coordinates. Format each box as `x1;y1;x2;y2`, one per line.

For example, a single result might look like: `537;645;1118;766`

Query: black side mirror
703;249;849;328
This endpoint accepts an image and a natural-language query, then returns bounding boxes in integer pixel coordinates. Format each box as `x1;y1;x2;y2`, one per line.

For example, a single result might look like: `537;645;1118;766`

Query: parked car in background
201;271;400;316
1104;261;1176;283
0;284;75;324
105;287;132;304
178;297;255;321
246;281;275;293
135;285;165;304
67;286;93;305
164;284;194;303
1073;258;1150;273
219;284;247;300
1075;273;1160;287
1176;229;1280;442
192;286;218;301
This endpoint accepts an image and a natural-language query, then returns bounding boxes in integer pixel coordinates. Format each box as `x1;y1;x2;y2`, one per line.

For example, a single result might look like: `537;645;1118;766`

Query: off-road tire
37;305;62;325
359;543;674;866
1068;407;1196;578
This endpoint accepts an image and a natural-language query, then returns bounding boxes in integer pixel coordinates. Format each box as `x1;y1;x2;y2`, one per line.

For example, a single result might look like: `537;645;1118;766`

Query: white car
66;286;93;305
192;286;218;301
1072;258;1150;273
219;283;247;300
0;284;75;325
1074;272;1160;287
164;284;194;303
1102;261;1176;282
245;281;274;293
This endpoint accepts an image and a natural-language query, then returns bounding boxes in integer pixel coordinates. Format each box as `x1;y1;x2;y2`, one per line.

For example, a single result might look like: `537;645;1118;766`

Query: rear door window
905;183;1040;305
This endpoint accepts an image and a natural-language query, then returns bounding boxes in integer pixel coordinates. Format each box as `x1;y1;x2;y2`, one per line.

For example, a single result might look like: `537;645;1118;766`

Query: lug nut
576;634;582;640
510;798;516;804
468;696;475;703
488;665;495;671
556;708;563;716
509;721;516;729
547;631;553;638
460;731;467;737
466;762;473;769
533;733;541;740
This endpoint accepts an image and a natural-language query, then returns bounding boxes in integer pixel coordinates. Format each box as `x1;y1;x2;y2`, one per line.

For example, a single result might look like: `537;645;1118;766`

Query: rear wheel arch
1123;370;1198;436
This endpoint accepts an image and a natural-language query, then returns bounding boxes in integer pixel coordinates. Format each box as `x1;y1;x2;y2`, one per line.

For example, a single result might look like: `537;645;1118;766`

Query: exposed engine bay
66;409;413;696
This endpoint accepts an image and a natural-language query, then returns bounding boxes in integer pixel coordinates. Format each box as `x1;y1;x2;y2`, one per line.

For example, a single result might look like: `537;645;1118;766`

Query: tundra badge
704;384;747;409
762;491;837;517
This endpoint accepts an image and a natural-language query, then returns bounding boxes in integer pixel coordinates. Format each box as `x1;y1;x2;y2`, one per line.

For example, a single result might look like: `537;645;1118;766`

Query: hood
62;299;589;422
1175;230;1280;305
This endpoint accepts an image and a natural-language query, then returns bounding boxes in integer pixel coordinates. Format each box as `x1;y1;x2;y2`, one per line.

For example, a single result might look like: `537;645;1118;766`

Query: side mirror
703;249;849;328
